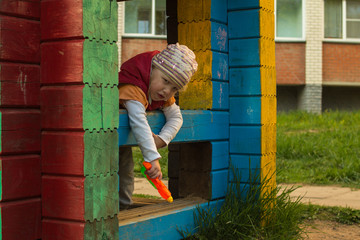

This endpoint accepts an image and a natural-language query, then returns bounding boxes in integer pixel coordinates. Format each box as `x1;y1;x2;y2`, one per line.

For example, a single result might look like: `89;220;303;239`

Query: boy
118;43;198;209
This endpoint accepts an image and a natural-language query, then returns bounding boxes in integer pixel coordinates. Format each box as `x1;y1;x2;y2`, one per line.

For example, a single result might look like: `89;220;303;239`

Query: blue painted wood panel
212;81;229;110
230;96;261;124
212;51;228;81
229;126;261;154
228;10;260;39
229;154;261;183
118;110;229;146
211;141;229;170
211;0;228;24
211;169;229;199
229;39;260;67
229;67;261;96
211;22;228;52
228;0;261;10
118;200;224;240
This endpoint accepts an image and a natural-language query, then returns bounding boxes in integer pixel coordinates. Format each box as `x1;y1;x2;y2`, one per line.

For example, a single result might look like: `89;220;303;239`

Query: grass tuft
179;167;306;240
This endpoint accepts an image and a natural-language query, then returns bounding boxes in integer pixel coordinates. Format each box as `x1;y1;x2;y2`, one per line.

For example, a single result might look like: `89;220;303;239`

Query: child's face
149;68;179;101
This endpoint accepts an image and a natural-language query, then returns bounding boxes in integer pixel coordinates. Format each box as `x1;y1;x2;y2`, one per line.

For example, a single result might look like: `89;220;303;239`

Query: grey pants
118;146;134;209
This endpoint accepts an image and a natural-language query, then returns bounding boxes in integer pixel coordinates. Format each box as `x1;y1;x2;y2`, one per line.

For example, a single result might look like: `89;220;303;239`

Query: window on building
276;0;304;40
325;0;360;40
124;0;167;37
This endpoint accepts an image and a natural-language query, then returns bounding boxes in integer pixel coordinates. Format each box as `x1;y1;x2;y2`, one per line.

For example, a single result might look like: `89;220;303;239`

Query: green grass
277;110;360;188
180;169;307;240
132;147;169;178
301;204;360;225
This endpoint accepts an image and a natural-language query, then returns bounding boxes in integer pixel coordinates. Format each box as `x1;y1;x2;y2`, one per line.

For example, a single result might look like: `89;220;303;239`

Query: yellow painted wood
260;38;276;68
261;95;277;125
192;50;213;82
178;21;211;51
260;67;276;96
260;0;275;12
177;0;211;23
260;9;275;39
179;80;213;110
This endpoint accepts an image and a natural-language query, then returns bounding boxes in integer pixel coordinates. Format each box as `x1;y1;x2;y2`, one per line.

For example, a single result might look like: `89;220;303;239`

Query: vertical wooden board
84;173;118;221
0;155;41;201
260;67;276;96
178;21;211;51
228;10;260;39
179;80;212;110
0;109;40;154
84;217;119;240
1;198;41;240
211;22;228;52
41;0;83;40
42;175;85;221
210;0;228;23
211;141;229;170
212;81;229;110
260;8;275;39
83;0;118;41
102;85;119;130
230;96;261;124
0;0;40;19
230;67;261;96
229;126;261;154
212;51;228;81
192;50;212;82
84;130;119;176
83;40;118;87
41;85;84;130
0;63;40;107
210;170;228;199
41;40;84;84
42;131;85;176
0;16;40;63
261;124;276;155
229;154;261;183
83;84;102;131
229;39;260;67
177;0;204;23
259;37;275;67
42;219;85;240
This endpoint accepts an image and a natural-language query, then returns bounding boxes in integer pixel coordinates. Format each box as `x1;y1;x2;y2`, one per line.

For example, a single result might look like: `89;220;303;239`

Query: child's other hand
146;159;163;180
152;133;166;149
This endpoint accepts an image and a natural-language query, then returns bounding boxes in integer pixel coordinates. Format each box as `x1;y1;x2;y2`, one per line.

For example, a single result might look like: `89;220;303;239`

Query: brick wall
121;38;167;64
275;42;305;85
323;43;360;83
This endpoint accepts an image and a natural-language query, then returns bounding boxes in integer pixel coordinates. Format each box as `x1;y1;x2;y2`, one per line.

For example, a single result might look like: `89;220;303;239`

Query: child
118;43;198;209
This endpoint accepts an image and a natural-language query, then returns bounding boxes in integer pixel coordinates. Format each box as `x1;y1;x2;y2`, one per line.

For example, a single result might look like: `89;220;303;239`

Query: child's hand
146;159;163;180
152;133;166;149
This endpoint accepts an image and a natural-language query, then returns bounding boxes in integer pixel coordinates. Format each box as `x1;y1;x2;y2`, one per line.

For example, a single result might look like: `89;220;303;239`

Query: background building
118;0;360;113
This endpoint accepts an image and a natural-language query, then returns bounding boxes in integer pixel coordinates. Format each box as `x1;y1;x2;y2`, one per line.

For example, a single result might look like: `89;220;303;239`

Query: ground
134;178;360;239
302;220;360;240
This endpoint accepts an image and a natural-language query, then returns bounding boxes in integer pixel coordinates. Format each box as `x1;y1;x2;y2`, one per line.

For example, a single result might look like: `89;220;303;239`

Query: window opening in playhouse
118;142;211;225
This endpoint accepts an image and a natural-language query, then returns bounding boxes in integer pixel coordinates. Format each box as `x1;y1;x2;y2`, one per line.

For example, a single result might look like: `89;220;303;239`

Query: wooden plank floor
118;197;206;226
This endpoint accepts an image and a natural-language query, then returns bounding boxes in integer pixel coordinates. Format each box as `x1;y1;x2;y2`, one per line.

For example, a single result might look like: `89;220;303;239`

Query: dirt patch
302;220;360;239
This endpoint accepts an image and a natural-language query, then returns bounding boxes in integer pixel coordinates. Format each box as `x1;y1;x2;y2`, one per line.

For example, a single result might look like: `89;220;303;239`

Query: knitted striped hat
152;43;198;90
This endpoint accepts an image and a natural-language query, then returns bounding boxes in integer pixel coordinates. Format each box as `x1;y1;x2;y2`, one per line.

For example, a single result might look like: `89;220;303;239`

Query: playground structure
0;0;276;239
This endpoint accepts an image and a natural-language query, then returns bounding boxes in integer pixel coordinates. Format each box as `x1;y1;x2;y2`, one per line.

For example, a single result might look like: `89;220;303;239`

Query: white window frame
324;0;360;43
275;0;306;42
122;0;167;39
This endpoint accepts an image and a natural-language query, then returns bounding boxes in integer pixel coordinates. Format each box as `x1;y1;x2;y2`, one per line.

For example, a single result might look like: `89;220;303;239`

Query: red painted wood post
41;0;119;239
0;1;42;239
